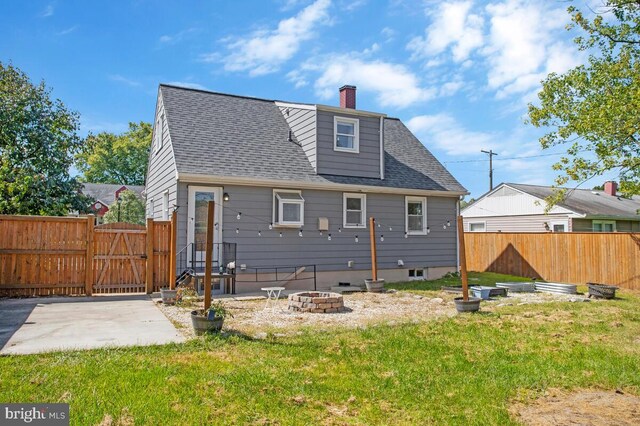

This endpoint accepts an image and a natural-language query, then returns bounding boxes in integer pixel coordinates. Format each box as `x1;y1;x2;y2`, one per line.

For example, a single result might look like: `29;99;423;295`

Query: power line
444;151;570;164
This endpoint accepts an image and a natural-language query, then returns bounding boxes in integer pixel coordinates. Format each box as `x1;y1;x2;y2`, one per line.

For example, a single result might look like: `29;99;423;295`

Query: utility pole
481;149;498;191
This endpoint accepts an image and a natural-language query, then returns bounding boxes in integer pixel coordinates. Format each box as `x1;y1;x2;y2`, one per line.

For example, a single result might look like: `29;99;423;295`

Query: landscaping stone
288;292;345;313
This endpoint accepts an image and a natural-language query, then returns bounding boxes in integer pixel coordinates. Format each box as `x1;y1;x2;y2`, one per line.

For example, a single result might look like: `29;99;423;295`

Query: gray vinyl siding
174;184;457;272
145;91;177;220
572;218;640;232
463;214;571;233
279;106;317;170
176;182;189;252
316;110;381;178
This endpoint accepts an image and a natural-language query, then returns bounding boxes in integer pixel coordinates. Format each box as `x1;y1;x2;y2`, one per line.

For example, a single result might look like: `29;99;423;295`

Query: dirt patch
511;389;640;426
156;290;595;338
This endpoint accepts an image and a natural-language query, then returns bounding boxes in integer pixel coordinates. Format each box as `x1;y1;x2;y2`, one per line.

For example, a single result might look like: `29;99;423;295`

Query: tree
0;62;90;215
76;121;152;185
528;1;640;203
102;190;145;225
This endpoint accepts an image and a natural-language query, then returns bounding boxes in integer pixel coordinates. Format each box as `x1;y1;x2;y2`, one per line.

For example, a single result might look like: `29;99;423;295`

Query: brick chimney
604;181;618;196
339;85;356;109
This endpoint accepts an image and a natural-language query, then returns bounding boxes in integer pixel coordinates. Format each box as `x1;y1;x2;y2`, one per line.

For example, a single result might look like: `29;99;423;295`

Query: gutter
177;173;468;198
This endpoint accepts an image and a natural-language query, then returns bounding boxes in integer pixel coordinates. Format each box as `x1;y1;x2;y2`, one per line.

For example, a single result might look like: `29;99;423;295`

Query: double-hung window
592;220;616;232
343;193;366;228
273;190;305;226
405;196;427;235
334;117;359;153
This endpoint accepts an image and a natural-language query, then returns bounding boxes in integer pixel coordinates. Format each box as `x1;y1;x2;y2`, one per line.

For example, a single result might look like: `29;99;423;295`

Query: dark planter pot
191;310;224;335
454;297;482;313
587;283;618;299
364;278;385;293
160;288;178;305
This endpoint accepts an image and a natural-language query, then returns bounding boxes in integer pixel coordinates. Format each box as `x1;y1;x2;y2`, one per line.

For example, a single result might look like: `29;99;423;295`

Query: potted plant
190;301;232;335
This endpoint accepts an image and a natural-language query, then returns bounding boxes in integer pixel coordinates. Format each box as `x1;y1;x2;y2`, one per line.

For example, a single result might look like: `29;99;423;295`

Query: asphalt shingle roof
508;183;640;218
160;84;466;193
81;183;145;205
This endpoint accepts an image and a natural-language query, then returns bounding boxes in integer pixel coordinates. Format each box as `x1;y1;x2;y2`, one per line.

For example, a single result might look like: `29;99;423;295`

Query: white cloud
381;27;396;42
158;28;199;46
308;55;435;108
166;81;208;90
108;74;140;87
56;26;77;36
40;4;54;18
407;114;496;155
286;70;308;88
408;1;484;62
408;0;582;101
219;0;331;76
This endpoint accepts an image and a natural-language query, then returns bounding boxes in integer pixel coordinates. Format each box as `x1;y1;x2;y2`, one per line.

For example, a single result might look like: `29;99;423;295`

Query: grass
387;271;533;292
1;273;639;425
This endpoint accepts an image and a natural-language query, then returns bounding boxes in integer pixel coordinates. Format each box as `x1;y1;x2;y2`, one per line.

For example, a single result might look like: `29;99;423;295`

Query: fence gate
93;223;147;294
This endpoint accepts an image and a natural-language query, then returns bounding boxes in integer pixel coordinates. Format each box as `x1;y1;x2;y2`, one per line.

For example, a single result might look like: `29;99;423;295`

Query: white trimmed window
593;220;616;232
468;222;486;232
155;114;164;153
550;221;567;232
343;193;366;228
273;190;305;227
162;191;169;220
405;196;427;235
334;117;359;153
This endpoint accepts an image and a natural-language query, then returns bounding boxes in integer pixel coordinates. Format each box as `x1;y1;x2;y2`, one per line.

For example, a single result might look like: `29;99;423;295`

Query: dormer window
334;117;359;153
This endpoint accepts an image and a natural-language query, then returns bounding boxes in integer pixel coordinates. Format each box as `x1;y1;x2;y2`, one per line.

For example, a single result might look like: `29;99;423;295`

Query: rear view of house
145;84;467;293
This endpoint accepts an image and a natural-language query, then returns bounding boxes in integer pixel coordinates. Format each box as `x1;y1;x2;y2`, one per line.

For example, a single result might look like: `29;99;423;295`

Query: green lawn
1;273;639;425
387;271;533;292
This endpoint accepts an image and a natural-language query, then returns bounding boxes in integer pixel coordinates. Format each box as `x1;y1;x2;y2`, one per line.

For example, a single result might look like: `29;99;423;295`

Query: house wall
463;214;572;233
315;110;381;178
279;106;317;170
145;90;178;220
175;183;459;288
572;218;640;232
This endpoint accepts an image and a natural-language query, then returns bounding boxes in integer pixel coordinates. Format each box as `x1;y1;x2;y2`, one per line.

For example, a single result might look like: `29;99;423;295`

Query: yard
1;272;639;425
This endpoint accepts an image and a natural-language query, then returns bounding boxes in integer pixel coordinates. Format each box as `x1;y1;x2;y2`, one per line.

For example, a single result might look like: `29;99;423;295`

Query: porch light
223;192;230;201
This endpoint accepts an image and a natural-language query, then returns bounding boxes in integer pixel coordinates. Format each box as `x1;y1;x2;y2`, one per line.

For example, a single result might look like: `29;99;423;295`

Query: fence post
85;215;94;296
146;218;154;294
169;210;177;289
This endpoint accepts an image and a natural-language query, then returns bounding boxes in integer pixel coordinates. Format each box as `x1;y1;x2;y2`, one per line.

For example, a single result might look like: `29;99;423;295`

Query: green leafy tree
528;1;640;204
0;62;90;215
102;190;145;225
76;121;152;185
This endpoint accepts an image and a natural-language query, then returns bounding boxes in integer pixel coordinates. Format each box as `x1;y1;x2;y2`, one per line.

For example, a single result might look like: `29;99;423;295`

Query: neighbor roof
159;84;466;194
81;183;145;206
507;183;640;218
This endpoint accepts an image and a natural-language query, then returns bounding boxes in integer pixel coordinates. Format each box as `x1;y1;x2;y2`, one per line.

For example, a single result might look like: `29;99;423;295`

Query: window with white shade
162;191;169;220
273;190;305;226
405;196;427;235
468;222;486;232
334;117;359;153
343;193;366;228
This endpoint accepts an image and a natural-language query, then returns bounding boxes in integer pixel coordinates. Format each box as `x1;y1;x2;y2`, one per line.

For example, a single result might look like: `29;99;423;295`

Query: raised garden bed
442;285;507;297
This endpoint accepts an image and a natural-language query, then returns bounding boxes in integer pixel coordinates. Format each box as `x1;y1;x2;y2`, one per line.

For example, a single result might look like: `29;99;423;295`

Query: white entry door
187;186;223;294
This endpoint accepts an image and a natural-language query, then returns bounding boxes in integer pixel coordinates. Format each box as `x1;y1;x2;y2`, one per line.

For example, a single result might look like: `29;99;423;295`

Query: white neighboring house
462;182;640;233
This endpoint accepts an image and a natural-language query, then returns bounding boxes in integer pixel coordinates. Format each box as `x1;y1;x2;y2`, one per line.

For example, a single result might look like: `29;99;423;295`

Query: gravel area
155;289;596;339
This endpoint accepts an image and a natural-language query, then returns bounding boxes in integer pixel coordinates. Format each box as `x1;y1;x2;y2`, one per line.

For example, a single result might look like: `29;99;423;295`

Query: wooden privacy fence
0;215;171;297
464;232;640;290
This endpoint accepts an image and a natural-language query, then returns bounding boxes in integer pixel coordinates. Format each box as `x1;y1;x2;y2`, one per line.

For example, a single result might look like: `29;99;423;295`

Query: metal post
457;216;469;301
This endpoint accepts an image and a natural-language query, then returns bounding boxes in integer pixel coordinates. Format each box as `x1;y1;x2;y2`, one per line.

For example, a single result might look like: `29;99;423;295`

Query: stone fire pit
288;291;345;313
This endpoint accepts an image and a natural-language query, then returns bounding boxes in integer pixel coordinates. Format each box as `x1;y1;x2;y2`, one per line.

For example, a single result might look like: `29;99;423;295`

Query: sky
0;0;613;199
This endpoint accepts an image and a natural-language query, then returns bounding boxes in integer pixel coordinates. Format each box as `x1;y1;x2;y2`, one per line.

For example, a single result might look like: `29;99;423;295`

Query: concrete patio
0;295;184;355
